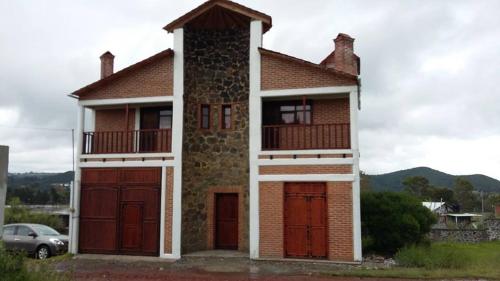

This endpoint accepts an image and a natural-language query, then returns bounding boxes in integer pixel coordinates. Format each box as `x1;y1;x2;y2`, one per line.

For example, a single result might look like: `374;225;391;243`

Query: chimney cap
334;33;354;42
100;51;115;59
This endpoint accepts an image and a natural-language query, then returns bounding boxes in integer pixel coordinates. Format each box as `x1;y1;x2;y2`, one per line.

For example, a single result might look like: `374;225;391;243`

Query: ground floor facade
71;155;361;263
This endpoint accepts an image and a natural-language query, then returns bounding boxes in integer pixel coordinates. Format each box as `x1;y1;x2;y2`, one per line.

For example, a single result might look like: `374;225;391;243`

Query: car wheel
36;245;51;260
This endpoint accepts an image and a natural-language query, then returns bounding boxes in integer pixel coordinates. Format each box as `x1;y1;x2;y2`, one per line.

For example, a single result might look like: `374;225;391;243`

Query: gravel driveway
55;255;418;281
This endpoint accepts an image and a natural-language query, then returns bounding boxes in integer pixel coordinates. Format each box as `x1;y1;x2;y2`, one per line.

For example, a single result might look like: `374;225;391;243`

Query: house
496;203;500;218
68;0;361;263
446;213;482;227
422;202;451;215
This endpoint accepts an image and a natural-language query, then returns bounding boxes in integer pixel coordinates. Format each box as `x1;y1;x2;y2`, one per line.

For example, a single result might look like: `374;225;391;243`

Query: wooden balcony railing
262;123;350;150
82;129;172;154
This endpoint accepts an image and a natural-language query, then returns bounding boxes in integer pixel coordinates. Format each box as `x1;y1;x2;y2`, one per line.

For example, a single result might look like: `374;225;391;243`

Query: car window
31;225;59;236
16;226;32;236
2;226;15;236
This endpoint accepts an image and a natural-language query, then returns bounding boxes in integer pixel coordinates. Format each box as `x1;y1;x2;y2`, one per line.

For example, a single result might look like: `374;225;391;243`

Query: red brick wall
94;108;135;132
259;182;284;258
327;182;353;261
313;98;349;124
164;167;174;254
261;54;356;90
80;55;173;100
259;181;354;261
259;165;352;175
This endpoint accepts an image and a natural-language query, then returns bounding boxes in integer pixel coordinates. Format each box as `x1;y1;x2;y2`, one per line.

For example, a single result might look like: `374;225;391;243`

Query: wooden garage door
284;182;327;259
79;168;161;256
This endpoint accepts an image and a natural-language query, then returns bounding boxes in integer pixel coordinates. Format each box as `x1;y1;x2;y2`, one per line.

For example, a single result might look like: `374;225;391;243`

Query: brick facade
79;55;173;100
312;98;349;124
260;53;356;90
95;108;136;132
259;165;352;175
259;182;284;258
259;181;354;261
164;167;174;254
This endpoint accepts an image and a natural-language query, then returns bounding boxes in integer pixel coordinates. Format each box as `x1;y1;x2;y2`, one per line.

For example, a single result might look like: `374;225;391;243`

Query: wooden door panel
215;194;238;250
285;226;308;257
80;168;161;256
120;203;143;251
285;182;327;259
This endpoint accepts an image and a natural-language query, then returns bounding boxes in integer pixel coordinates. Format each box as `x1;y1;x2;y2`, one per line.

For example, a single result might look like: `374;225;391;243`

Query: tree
360;171;372;192
402;176;431;197
454;177;479;212
361;191;437;255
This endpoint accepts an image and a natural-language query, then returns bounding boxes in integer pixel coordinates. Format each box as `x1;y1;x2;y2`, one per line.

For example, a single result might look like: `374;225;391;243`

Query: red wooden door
120;203;143;252
79;168;161;256
215;193;238;250
284;182;327;259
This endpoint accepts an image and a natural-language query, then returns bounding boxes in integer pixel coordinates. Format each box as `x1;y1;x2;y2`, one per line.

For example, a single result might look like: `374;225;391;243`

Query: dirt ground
55;256;417;281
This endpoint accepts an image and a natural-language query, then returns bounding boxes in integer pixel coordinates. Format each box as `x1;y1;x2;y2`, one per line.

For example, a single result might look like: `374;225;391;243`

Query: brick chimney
100;51;115;79
322;33;360;76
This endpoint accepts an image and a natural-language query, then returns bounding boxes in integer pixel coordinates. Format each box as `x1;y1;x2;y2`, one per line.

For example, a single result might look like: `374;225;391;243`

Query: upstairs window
263;101;312;125
200;104;211;129
221;104;232;129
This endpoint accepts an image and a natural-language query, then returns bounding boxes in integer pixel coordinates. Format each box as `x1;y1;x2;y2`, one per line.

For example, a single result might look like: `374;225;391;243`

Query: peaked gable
164;0;272;33
259;48;357;91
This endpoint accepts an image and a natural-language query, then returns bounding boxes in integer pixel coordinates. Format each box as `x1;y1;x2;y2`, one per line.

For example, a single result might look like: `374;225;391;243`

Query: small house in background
422;201;453;224
422;201;452;215
495;204;500;218
447;213;482;228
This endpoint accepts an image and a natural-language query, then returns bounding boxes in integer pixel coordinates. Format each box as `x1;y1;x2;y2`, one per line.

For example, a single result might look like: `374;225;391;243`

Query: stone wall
485;219;500;241
181;26;250;254
430;229;488;243
430;219;500;243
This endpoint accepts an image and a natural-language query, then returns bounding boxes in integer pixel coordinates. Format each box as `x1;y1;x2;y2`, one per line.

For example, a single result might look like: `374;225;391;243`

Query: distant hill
8;171;74;190
367;167;500;193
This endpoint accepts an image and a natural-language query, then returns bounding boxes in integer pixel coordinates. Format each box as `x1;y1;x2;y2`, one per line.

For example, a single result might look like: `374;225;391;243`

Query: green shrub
395;244;471;269
0;243;68;281
5;197;65;233
361;191;437;255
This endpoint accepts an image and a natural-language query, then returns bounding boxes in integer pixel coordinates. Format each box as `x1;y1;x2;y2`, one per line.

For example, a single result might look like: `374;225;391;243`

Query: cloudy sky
1;0;499;178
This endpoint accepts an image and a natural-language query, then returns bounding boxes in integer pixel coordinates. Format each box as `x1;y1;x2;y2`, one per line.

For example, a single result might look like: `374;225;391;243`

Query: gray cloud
1;0;499;178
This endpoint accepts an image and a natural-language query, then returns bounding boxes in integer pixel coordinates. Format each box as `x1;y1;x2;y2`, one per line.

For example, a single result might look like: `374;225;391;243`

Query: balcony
262;123;350;150
82;129;172;154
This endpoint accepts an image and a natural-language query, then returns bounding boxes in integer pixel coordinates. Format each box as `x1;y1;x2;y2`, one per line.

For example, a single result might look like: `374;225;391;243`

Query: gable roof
164;0;272;33
70;49;174;98
259;47;358;80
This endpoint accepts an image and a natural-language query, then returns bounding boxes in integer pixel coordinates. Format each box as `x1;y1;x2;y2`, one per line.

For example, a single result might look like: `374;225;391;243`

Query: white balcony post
70;105;85;254
349;90;362;262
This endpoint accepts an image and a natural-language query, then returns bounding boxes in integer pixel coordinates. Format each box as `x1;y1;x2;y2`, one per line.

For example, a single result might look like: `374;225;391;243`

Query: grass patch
332;241;500;279
0;244;70;281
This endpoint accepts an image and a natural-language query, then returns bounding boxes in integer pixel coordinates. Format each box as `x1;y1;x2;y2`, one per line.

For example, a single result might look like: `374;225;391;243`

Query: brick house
69;0;362;263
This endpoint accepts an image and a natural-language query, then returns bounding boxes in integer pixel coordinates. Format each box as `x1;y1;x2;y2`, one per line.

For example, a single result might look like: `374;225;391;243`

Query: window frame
220;104;233;130
199;104;211;130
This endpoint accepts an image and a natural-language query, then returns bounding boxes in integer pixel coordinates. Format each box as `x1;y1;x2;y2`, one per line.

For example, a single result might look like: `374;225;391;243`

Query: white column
166;27;184;260
87;108;96;131
249;20;263;259
0;146;8;239
70;105;85;254
349;90;362;262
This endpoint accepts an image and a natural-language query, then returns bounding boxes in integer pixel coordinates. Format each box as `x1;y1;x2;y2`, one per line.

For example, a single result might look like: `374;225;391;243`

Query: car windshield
31;225;60;236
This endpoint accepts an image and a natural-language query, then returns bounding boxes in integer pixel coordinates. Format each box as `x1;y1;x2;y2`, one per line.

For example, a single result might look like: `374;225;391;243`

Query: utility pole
0;146;9;239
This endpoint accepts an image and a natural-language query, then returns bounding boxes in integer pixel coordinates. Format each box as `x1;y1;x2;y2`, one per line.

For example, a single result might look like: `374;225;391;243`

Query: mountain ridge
367;166;500;192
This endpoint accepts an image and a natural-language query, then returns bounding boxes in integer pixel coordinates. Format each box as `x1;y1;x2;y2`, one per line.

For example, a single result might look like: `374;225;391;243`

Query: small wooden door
120;202;143;252
284;182;327;259
215;193;238;250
